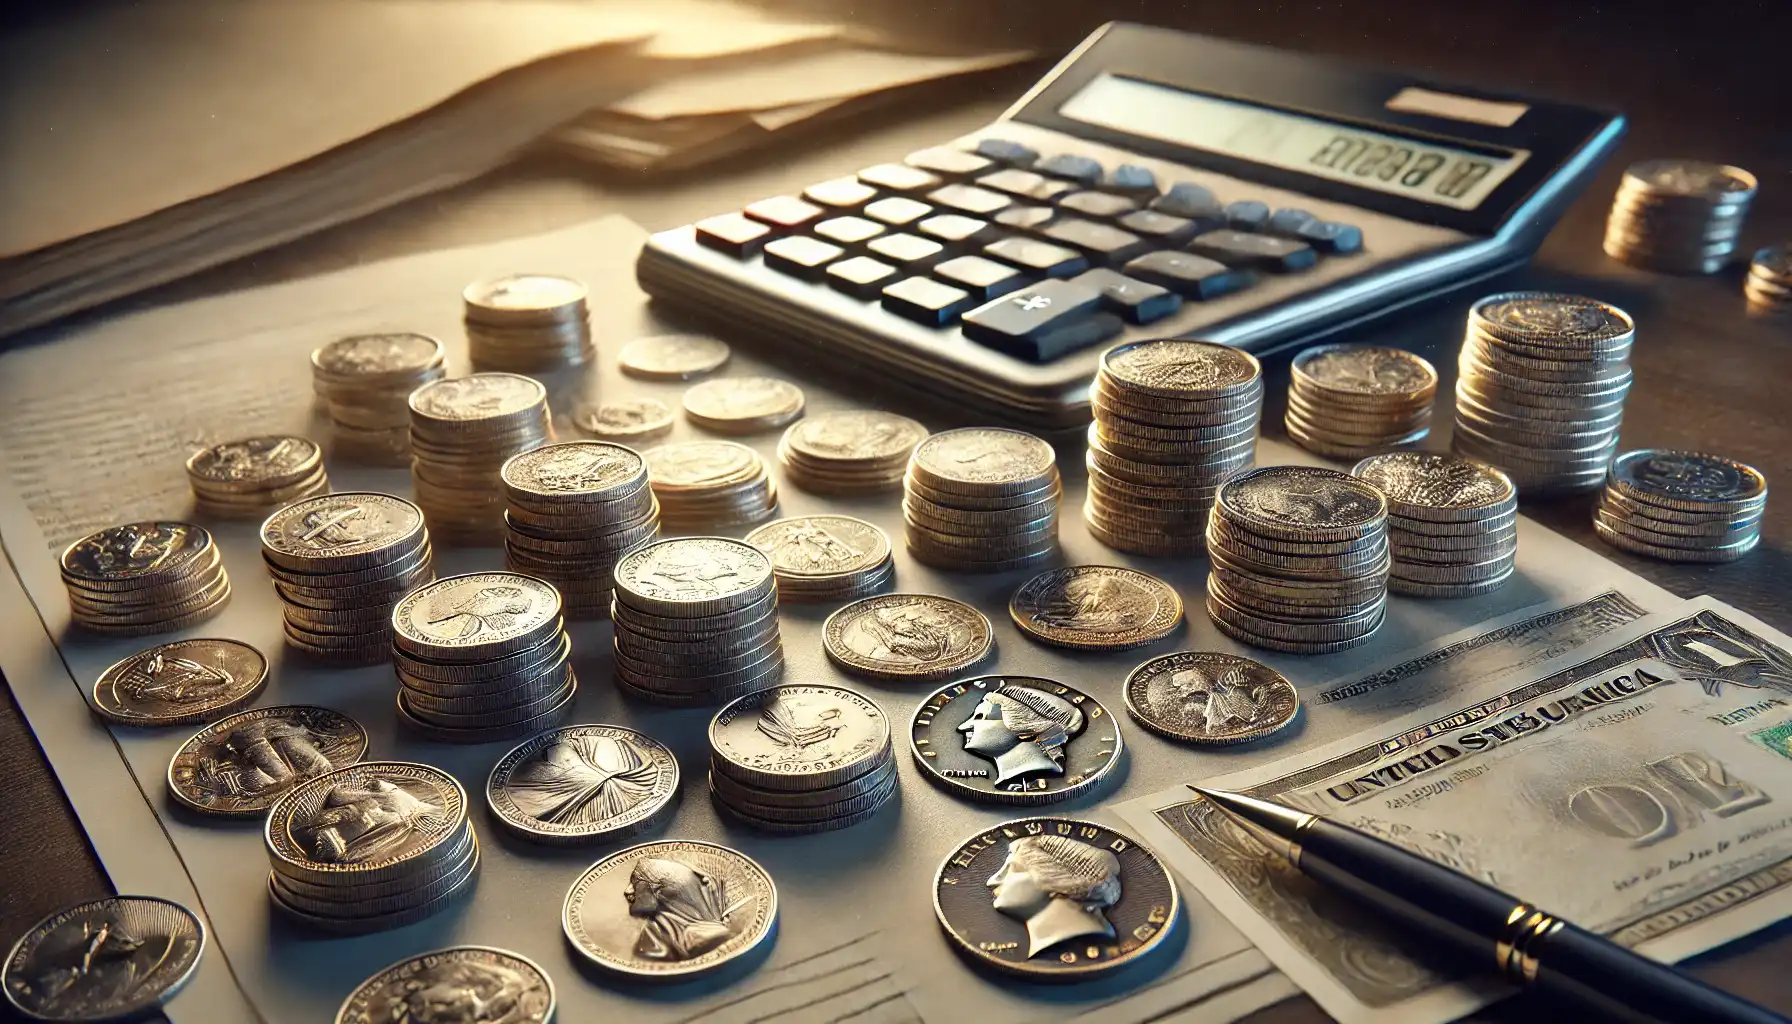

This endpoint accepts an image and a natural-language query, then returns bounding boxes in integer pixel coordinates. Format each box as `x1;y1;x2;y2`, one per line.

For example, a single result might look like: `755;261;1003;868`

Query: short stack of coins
642;440;778;530
185;435;330;519
1086;340;1263;556
409;373;552;544
776;409;929;495
1745;244;1792;318
260;493;434;665
390;572;572;742
60;522;231;636
1205;466;1389;654
1594;449;1767;563
462;274;594;371
310;333;446;466
707;684;896;834
610;537;783;706
745;515;895;602
500;442;660;619
264;761;477;935
1352;452;1518;598
1284;345;1436;459
1452;292;1634;494
1603;159;1757;275
904;427;1061;572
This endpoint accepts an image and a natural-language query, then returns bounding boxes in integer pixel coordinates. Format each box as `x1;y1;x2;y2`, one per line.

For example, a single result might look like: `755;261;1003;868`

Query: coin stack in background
409;373;552;544
1206;466;1390;653
1594;449;1767;564
611;538;783;706
1352;452;1518;598
501;442;660;619
745;515;895;602
1452;292;1634;494
904;427;1061;572
643;440;778;530
707;685;897;834
462;274;594;371
391;572;574;742
1604;160;1757;274
1285;345;1436;459
261;493;434;664
777;410;928;495
1086;340;1263;556
60;522;231;636
186;435;330;519
1745;245;1792;318
310;333;447;466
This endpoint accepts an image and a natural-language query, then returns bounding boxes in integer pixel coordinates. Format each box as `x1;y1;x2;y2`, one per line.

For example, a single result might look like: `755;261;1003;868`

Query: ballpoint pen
1192;786;1787;1024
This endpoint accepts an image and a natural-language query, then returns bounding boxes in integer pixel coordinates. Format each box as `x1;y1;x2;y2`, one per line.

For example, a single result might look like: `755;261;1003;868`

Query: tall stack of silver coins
1452;292;1634;494
500;442;660;619
1604;160;1757;274
1205;467;1390;653
260;493;434;664
1746;245;1792;317
310;333;446;465
610;538;784;705
391;572;574;742
777;410;928;495
1085;340;1262;556
745;515;895;602
463;274;594;371
903;427;1061;571
264;762;477;934
60;522;231;636
185;436;330;519
1594;450;1767;563
643;440;778;530
409;373;552;544
707;684;897;834
1352;452;1519;598
1284;345;1436;459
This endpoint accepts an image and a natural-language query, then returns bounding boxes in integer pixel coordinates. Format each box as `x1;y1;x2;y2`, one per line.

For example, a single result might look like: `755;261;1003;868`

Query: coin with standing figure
822;594;993;681
3;895;206;1022
1122;651;1300;744
335;946;556;1024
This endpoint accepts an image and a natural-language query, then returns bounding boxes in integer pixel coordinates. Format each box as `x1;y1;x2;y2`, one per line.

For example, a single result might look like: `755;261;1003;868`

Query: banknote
1119;596;1792;1024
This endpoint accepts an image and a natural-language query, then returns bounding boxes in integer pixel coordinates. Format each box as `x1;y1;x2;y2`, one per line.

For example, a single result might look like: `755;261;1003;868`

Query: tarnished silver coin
613;537;774;617
265;761;467;885
822;594;993;681
501;442;647;504
91;638;267;727
336;946;555;1024
781;410;928;464
463;274;587;325
682;376;805;434
1351;451;1517;522
1217;466;1388;542
59;522;214;590
260;493;426;572
1609;449;1768;513
3;896;205;1023
1099;339;1261;398
1291;345;1436;402
933;817;1178;980
562;840;777;979
1008;566;1183;651
573;398;674;441
910;676;1121;805
709;685;890;791
618;334;731;381
744;515;890;581
392;572;563;662
908;428;1056;495
1122;651;1299;744
185;436;321;491
168;705;367;816
486;726;680;845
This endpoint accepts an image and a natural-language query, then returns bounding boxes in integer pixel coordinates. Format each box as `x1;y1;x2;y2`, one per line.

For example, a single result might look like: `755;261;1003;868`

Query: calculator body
637;22;1625;429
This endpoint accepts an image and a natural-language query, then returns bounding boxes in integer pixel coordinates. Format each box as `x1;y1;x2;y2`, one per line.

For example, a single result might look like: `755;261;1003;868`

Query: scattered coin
1744;244;1791;318
501;442;661;618
2;895;205;1022
776;410;928;495
1593;450;1767;563
707;684;897;832
409;373;553;544
682;376;806;434
336;946;556;1024
573;397;675;442
745;515;893;602
1604;159;1756;275
1285;344;1435;459
1352;451;1519;598
611;537;783;706
643;440;777;529
1122;651;1299;744
618;334;732;381
486;725;679;845
1008;566;1182;651
464;273;593;370
185;435;330;518
310;333;446;466
822;594;993;682
904;428;1062;571
168;705;369;817
909;676;1122;805
59;521;231;636
90;637;267;727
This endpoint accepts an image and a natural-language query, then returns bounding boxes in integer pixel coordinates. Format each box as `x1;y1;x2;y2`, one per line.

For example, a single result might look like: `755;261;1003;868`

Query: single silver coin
909;428;1056;492
822;594;993;681
1351;452;1517;521
259;493;426;570
486;725;680;845
335;946;555;1024
1291;345;1436;399
682;377;806;433
1609;449;1767;512
643;440;760;489
1122;651;1300;744
1217;466;1388;541
1008;566;1183;651
1099;339;1261;397
612;537;773;617
910;676;1122;805
781;410;928;464
265;761;468;884
709;685;890;790
463;274;587;321
744;515;890;580
573;398;675;441
501;442;647;503
312;332;444;379
185;436;321;490
1624;159;1758;201
3;895;205;1022
59;522;214;588
168;705;368;816
618;334;732;380
1470;292;1635;344
409;374;547;424
91;638;268;727
392;572;563;662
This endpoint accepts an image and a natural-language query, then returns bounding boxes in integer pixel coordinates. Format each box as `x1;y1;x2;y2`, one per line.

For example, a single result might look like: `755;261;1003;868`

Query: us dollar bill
1119;596;1792;1024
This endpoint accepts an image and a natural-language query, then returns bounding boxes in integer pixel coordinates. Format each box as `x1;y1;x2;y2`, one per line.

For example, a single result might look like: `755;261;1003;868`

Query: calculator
636;22;1626;429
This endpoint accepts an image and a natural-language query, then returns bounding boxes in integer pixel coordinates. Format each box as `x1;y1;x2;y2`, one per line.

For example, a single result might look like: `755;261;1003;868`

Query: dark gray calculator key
927;184;1012;217
1299;220;1365;254
1117;209;1200;247
882;276;975;326
1225;200;1271;230
857;163;941;193
918;214;996;248
813;216;886;248
904;146;993;178
1123;250;1257;300
1070;268;1182;324
1025;312;1125;362
803;178;879;210
1188;230;1318;272
694;213;772;257
867;233;947;270
977;168;1048;198
1035;153;1104;184
961;279;1104;353
863;197;934;227
1107;164;1159;193
1040;219;1151;267
743;195;825;231
983;237;1089;278
975;138;1039;165
762;236;844;281
1056;191;1140;219
933;255;1028;301
1264;208;1318;237
826;256;899;299
1150;182;1220;218
994;206;1058;235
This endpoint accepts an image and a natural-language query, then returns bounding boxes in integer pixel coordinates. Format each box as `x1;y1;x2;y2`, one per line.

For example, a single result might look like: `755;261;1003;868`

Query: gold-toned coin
1008;566;1183;650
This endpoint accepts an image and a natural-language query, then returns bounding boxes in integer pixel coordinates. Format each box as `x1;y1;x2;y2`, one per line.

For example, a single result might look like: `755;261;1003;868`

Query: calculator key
1265;208;1318;237
1300;220;1365;254
803;178;879;210
1108;164;1159;193
1188;230;1318;272
917;214;995;248
1225;200;1271;230
694;213;772;257
1028;313;1125;361
1056;191;1140;219
1070;268;1182;324
961;280;1109;361
1035;153;1104;185
863;197;934;227
813;216;886;248
927;184;1012;217
762;235;844;281
933;255;1028;301
1123;250;1257;300
904;147;993;177
983;237;1089;278
994;206;1058;234
1150;182;1220;218
1040;219;1151;267
867;233;947;270
826;256;898;298
1117;209;1199;247
744;195;825;231
1032;178;1078;201
882;276;975;326
857;163;941;193
975;138;1039;165
976;168;1049;199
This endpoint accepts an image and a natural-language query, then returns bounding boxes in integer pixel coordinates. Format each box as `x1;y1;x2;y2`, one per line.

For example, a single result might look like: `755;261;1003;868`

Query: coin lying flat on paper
168;705;368;816
1122;651;1300;744
1008;565;1183;650
822;594;993;681
91;638;268;727
486;725;680;845
618;334;731;381
335;946;556;1024
3;895;206;1022
910;676;1122;805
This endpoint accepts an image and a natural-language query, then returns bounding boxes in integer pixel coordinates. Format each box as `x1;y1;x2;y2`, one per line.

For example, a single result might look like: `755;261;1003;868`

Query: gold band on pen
1497;904;1565;985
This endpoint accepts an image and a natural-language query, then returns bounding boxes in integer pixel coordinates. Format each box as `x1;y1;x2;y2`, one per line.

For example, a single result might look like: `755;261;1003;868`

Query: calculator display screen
1059;74;1530;211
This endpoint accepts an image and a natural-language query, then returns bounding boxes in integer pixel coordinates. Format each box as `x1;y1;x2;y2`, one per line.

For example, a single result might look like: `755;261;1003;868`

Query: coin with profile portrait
909;675;1121;806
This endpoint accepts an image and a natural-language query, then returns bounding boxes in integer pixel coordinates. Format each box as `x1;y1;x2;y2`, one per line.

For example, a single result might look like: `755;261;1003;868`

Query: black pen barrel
1530;921;1787;1024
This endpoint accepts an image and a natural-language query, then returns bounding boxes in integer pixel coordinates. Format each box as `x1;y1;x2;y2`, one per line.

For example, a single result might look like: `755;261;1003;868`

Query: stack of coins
501;442;660;619
610;537;783;706
60;522;231;636
310;333;446;465
1285;345;1436;459
1086;340;1263;556
391;572;574;742
1205;466;1389;654
261;493;434;664
745;515;894;602
1604;160;1757;274
1745;245;1792;318
1352;452;1518;598
463;274;594;371
776;410;928;495
642;440;777;529
1452;292;1634;494
185;436;330;519
904;427;1061;572
264;761;477;934
409;373;552;544
1594;449;1767;564
707;684;896;834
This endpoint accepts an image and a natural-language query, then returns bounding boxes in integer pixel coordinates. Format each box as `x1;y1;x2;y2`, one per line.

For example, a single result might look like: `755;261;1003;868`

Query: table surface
3;2;1789;1021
